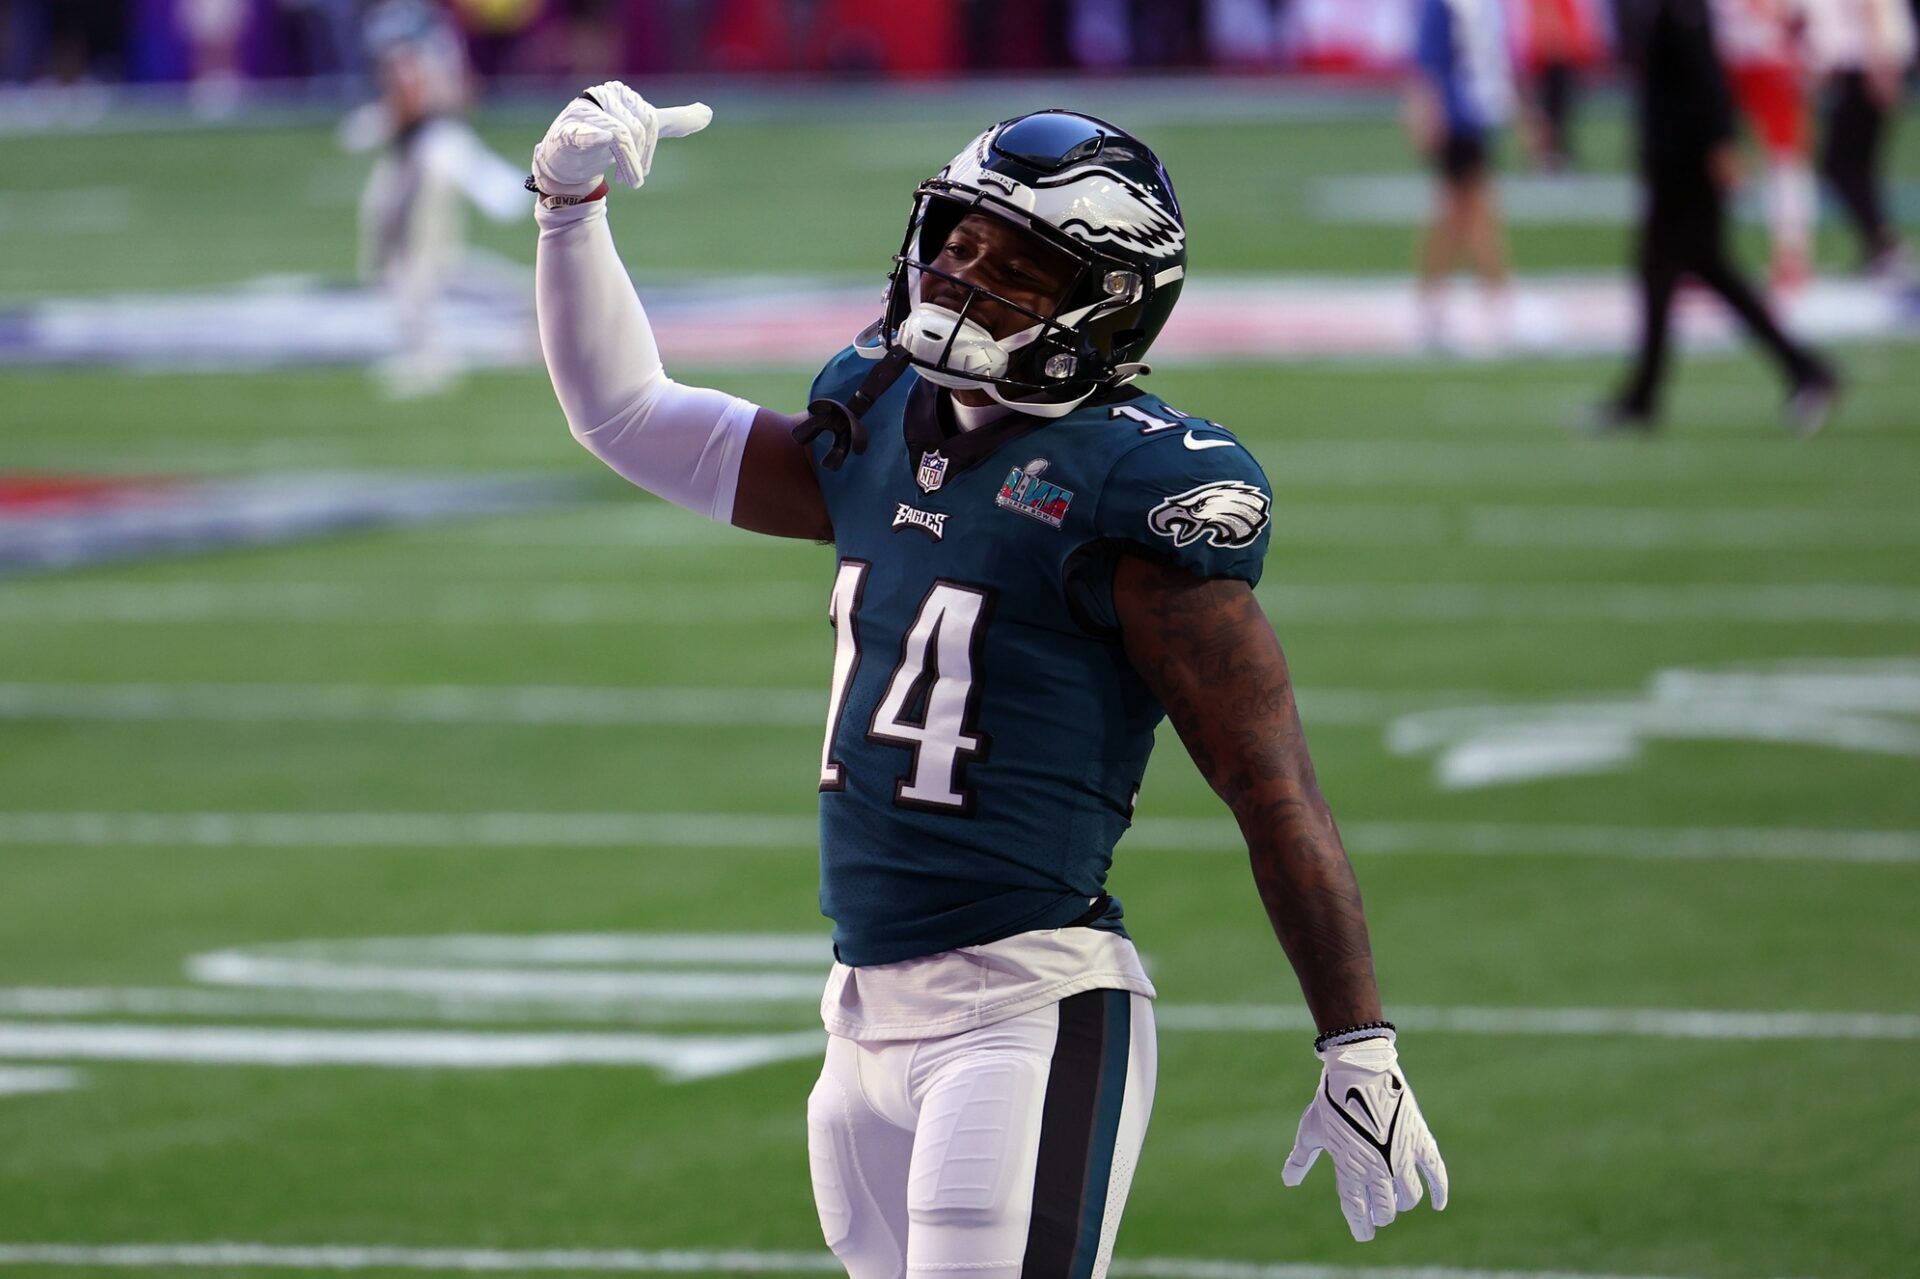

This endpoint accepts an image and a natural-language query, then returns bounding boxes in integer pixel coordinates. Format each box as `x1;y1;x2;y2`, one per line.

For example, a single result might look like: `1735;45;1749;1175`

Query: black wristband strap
1313;1020;1396;1052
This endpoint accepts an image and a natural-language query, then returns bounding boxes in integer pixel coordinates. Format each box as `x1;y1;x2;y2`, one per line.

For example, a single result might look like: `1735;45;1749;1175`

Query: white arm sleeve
535;198;757;524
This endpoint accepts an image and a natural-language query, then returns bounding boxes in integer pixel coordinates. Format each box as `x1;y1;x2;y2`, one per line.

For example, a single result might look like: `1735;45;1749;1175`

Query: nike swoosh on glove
1281;1035;1448;1242
530;80;712;197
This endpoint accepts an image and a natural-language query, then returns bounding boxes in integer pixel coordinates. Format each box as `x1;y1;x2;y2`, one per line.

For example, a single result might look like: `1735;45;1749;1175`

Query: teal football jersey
805;347;1273;966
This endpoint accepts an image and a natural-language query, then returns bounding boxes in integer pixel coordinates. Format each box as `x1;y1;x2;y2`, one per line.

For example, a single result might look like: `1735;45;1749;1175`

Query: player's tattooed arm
1112;553;1382;1030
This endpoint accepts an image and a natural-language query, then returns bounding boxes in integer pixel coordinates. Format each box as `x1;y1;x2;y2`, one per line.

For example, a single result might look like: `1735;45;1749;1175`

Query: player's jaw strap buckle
793;347;910;470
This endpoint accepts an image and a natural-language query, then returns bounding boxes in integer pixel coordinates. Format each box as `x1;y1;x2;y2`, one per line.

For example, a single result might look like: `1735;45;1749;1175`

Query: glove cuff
1313;1020;1396;1052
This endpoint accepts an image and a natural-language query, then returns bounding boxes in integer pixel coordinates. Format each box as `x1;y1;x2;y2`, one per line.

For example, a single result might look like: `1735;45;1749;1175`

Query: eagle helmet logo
1146;481;1271;549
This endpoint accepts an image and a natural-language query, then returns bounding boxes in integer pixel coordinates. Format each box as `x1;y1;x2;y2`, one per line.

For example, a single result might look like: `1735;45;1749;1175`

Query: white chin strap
898;302;1024;389
897;301;1100;419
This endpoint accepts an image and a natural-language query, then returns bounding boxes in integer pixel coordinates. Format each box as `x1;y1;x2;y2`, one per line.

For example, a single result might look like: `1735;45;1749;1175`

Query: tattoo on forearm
1115;556;1382;1030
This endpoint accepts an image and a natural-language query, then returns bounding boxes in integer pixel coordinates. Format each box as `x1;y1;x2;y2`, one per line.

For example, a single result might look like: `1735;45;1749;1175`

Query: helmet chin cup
898;303;1010;388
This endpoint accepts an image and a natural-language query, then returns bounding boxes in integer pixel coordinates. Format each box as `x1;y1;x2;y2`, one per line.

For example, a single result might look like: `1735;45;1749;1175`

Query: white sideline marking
0;582;823;626
0;683;827;728
0;1022;825;1082
8;581;1920;625
0;986;815;1026
1158;1005;1920;1041
0;1066;81;1097
2;990;1912;1043
184;934;826;1003
0;683;1483;730
0;1243;1729;1279
453;503;1920;553
1464;505;1920;551
3;812;1916;863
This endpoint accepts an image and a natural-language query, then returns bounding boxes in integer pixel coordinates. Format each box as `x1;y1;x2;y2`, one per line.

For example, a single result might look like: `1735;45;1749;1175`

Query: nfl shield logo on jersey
916;450;950;493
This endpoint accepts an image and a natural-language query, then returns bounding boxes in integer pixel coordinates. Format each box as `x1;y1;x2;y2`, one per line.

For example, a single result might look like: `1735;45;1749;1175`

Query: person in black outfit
1601;0;1838;434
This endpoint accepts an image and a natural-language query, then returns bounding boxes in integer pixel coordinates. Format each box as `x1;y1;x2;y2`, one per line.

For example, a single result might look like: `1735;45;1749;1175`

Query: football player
1713;0;1818;291
345;0;527;398
529;84;1449;1276
1408;0;1517;352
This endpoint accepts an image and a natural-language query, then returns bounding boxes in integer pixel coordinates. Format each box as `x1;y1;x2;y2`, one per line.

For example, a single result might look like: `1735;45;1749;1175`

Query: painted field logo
995;458;1073;529
1390;657;1920;790
0;471;578;576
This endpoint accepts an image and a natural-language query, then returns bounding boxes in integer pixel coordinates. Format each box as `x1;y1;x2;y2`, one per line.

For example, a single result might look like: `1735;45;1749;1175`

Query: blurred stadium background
2;1;1918;1278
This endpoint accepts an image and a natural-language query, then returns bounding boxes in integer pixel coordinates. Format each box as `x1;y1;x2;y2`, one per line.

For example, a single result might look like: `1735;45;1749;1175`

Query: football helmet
865;110;1188;419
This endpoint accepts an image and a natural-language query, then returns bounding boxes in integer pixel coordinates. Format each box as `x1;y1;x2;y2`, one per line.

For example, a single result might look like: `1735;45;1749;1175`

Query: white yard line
0;1023;825;1082
442;504;1920;553
5;581;1919;625
0;991;1911;1043
0;582;824;626
1463;506;1920;551
0;683;1488;729
0;986;812;1026
0;683;829;728
0;1066;81;1097
0;1242;1769;1279
1157;1005;1920;1041
2;812;1915;863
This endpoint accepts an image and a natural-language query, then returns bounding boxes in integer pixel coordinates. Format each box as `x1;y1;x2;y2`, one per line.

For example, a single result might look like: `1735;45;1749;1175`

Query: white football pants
807;990;1155;1279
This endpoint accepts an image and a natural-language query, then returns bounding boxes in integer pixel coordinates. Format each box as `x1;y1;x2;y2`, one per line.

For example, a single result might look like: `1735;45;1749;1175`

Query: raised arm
1112;552;1446;1243
531;82;829;541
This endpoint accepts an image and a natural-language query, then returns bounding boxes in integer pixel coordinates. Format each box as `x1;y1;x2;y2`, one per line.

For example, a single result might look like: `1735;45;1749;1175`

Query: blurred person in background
448;0;540;80
2;0;48;82
1516;0;1606;170
1204;0;1290;68
345;0;527;398
1713;0;1817;290
276;0;370;99
182;0;248;117
1599;0;1836;433
1068;0;1136;69
1408;0;1517;352
1805;0;1917;278
36;0;127;83
551;0;623;79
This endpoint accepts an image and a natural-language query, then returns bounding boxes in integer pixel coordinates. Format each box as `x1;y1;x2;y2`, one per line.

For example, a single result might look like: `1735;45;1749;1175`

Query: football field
2;98;1918;1279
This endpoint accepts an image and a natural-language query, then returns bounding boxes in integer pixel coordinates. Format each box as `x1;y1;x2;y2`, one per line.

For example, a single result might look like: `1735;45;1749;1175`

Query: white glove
530;80;712;197
1281;1034;1448;1242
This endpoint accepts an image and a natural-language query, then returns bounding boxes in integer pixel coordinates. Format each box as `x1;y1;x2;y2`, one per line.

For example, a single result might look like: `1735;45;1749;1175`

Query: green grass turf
2;99;1915;295
1;107;1919;1279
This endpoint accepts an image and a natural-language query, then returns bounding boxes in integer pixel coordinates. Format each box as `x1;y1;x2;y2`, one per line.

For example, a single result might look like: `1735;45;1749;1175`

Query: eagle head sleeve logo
1146;481;1271;549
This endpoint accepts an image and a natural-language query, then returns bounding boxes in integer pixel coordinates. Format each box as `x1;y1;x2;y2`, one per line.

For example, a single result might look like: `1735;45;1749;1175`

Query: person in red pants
1714;0;1817;290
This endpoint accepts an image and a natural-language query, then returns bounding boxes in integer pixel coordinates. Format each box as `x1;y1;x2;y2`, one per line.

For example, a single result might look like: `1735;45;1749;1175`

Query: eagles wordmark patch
1146;480;1270;549
891;502;948;541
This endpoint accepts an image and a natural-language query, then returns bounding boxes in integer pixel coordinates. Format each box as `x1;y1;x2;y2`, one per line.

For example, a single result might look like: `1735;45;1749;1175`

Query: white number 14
820;561;991;813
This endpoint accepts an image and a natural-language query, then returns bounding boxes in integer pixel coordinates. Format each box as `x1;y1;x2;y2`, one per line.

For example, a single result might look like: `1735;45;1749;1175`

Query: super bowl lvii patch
995;458;1074;529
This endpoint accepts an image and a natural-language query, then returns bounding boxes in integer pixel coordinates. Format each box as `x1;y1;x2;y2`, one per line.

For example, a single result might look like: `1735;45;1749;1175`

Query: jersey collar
902;377;1049;485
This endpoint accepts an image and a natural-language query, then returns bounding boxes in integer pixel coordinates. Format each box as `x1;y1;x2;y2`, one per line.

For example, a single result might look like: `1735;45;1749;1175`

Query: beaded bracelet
1313;1020;1397;1052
